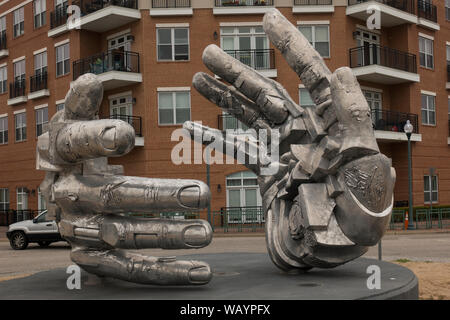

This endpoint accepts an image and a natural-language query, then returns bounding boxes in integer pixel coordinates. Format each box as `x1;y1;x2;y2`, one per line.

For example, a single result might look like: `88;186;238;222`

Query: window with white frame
110;95;133;126
15;112;26;142
34;51;47;75
221;26;270;69
446;0;450;21
226;171;262;223
299;87;315;107
38;188;47;212
421;93;436;125
14;60;25;83
56;43;70;76
0;116;7;144
424;175;438;204
56;103;65;111
0;16;6;43
16;187;28;211
157;28;189;61
13;7;24;38
419;36;434;69
298;24;330;58
34;0;46;29
0;66;6;93
222;112;249;131
158;90;190;125
0;188;9;211
36;107;48;137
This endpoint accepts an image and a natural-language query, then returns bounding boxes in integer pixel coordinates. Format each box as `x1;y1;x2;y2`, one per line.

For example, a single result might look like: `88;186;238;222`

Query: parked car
6;210;64;250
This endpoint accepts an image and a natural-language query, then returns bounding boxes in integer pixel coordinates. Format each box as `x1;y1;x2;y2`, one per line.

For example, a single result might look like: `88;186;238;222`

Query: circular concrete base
0;253;418;300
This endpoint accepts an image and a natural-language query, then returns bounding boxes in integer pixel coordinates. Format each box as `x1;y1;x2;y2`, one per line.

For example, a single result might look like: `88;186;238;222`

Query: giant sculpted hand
185;9;395;271
37;73;213;285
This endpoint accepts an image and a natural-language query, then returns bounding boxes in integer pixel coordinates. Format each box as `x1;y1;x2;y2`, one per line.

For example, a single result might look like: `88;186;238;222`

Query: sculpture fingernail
183;225;208;247
178;184;210;209
101;126;116;149
189;265;212;283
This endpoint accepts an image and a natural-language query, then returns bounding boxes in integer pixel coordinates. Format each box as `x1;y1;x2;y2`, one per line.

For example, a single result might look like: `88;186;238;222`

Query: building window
421;93;436;125
298;25;330;58
226;171;262;223
0;65;6;94
419;36;434;69
157;28;189;61
0;116;7;144
0;188;9;211
158;91;190;125
36;107;48;137
38;188;46;212
424;175;438;204
15;112;26;142
110;95;134;126
34;51;47;75
446;0;450;21
222;112;249;131
221;26;270;69
56;103;65;111
16;187;28;210
56;43;70;76
299;87;315;107
14;60;25;83
13;7;25;38
34;0;46;29
0;16;6;42
364;90;383;128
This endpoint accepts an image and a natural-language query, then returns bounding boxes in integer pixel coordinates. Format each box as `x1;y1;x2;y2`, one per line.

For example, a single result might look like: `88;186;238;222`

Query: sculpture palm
184;9;395;271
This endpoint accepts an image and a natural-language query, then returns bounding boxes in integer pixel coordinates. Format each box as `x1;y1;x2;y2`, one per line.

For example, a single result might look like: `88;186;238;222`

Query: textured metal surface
37;73;213;286
185;9;396;271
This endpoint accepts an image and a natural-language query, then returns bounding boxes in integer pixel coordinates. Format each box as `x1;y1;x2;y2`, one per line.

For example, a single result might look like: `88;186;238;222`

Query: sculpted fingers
202;44;303;123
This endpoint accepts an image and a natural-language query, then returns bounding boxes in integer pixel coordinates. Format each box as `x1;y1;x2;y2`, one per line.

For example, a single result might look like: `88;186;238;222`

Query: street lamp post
404;120;414;230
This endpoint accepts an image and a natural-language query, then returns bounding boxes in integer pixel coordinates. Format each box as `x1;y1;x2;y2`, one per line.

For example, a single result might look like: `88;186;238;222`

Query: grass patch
395;258;411;263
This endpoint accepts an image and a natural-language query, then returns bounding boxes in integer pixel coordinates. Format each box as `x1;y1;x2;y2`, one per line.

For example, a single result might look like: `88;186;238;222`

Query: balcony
48;0;141;37
417;0;439;30
293;0;334;13
73;50;142;90
349;44;420;84
447;63;450;90
372;109;421;142
28;73;49;100
346;0;417;27
0;33;8;59
150;0;192;16
213;0;274;15
224;49;276;78
8;80;27;106
109;114;144;146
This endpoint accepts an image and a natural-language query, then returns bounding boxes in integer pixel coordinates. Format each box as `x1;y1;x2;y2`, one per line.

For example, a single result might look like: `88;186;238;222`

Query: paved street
0;232;449;280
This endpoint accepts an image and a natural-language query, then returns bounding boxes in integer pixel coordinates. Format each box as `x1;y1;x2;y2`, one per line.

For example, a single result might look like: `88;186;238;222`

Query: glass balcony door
355;29;380;67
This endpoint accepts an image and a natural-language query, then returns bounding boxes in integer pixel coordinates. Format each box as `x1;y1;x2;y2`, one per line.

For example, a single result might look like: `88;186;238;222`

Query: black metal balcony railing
418;0;437;23
30;73;48;93
50;5;69;29
0;32;6;50
152;0;191;8
225;49;275;70
371;109;419;134
294;0;332;5
347;0;415;15
218;114;249;131
349;44;417;73
109;114;142;137
73;0;138;16
215;0;273;7
73;50;140;80
9;79;26;99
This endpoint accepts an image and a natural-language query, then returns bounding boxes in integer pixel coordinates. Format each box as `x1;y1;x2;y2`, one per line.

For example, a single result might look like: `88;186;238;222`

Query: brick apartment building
0;0;449;224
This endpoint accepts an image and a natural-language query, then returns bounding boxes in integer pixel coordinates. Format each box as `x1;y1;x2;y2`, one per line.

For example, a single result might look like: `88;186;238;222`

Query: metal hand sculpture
185;9;395;271
37;73;213;285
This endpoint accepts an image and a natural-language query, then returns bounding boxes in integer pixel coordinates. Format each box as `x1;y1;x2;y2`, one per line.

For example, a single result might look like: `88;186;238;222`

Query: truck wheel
10;231;28;250
38;241;51;247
